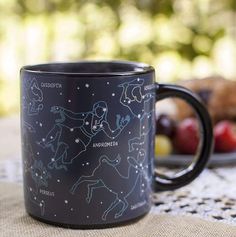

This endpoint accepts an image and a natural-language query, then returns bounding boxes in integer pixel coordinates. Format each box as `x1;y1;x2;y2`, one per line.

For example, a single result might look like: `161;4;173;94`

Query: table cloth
1;116;236;236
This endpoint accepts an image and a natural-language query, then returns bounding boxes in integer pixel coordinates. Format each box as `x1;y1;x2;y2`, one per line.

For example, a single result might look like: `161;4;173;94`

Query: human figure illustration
22;78;43;116
118;78;154;118
38;101;130;170
70;149;149;220
22;121;51;216
128;98;155;152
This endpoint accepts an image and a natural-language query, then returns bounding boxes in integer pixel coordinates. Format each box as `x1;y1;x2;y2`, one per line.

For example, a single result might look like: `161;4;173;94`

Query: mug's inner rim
22;61;154;76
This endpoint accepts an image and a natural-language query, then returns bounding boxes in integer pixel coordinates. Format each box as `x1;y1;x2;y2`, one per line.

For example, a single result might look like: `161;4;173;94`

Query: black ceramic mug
20;61;213;229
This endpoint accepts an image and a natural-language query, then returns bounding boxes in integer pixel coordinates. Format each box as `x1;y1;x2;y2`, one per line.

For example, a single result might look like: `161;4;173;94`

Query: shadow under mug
20;61;213;229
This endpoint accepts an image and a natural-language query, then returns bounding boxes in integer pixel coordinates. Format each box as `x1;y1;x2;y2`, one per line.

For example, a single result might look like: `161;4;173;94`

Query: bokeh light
0;0;235;116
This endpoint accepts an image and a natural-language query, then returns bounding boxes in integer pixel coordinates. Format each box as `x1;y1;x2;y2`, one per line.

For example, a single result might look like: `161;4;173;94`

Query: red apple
214;120;236;153
173;118;199;154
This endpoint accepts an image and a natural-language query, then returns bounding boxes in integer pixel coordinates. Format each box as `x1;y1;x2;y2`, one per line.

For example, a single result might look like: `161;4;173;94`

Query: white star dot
60;92;62;95
142;126;145;129
50;136;54;139
92;93;95;96
128;100;131;104
40;203;43;207
68;100;71;103
137;78;140;81
39;123;43;127
112;93;115;96
85;84;89;88
100;201;103;204
107;82;110;85
51;158;55;161
93;126;97;130
34;197;36;200
70;128;74;132
103;108;107;112
42;138;45;142
128;131;131;134
65;200;68;204
37;152;39;155
71;208;74;211
57;179;60;183
87;216;89;218
35;173;38;177
85;121;89;125
86;162;89;165
77;86;80;90
100;124;103;128
54;214;57;217
75;139;80;143
138;114;141;118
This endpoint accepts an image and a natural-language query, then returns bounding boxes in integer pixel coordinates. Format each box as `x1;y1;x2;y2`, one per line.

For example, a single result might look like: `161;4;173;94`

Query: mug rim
21;60;155;77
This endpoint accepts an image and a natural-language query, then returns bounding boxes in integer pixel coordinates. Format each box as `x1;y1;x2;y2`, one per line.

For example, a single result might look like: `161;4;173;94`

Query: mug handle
154;83;213;191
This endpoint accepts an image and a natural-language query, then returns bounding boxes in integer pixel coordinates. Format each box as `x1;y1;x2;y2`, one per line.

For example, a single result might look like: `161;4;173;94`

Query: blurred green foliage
0;0;235;116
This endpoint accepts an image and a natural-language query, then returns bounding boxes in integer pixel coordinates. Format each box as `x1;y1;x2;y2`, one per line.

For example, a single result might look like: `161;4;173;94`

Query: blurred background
0;0;235;116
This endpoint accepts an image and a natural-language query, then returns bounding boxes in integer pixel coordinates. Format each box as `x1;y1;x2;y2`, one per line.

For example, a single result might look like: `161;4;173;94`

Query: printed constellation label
130;200;147;210
41;82;62;88
39;189;55;197
92;141;118;148
144;84;155;91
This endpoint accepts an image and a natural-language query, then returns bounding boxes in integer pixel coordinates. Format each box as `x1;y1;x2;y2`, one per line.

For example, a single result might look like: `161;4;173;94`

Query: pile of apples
155;114;236;156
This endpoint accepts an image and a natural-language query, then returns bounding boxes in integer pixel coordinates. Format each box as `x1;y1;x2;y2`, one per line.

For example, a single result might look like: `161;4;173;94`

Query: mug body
20;61;156;228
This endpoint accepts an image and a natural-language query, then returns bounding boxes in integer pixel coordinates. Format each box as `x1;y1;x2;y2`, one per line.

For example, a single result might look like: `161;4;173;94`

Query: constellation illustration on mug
128;97;155;152
22;121;36;172
22;78;43;116
118;78;155;118
70;149;148;221
38;101;130;170
28;160;51;216
22;121;51;216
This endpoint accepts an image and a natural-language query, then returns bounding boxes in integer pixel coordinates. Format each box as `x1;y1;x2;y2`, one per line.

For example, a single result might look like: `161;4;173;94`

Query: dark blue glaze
20;62;156;227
